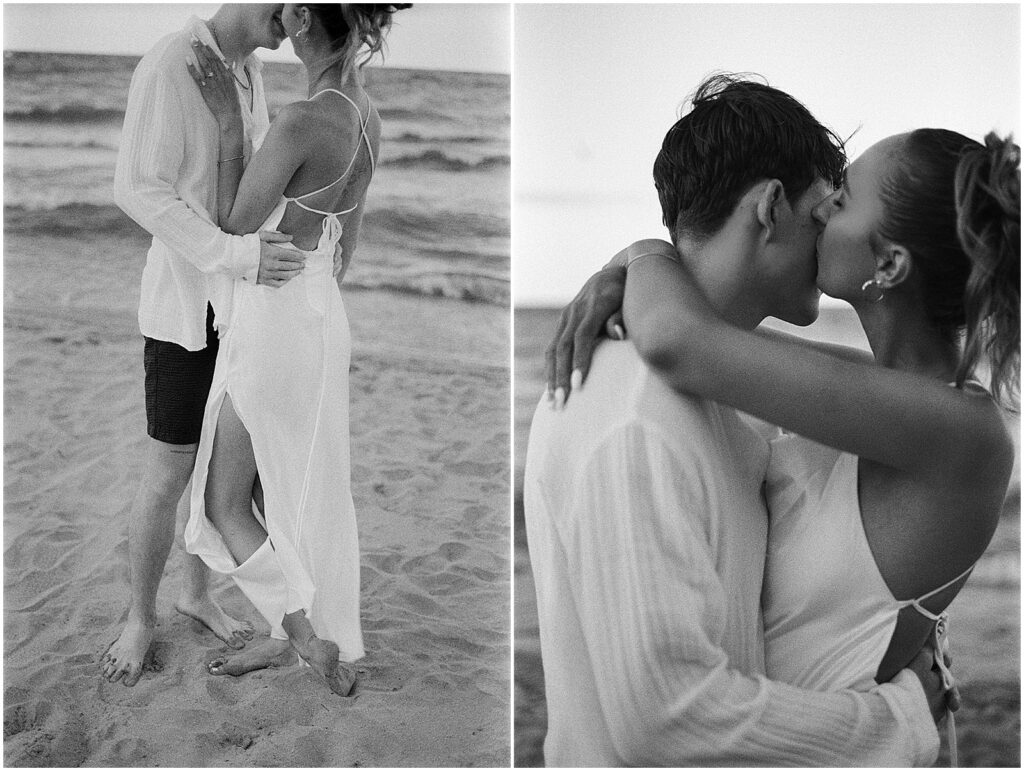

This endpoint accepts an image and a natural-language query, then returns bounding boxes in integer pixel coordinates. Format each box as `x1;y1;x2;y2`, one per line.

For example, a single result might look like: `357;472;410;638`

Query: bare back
863;385;1012;681
276;87;381;252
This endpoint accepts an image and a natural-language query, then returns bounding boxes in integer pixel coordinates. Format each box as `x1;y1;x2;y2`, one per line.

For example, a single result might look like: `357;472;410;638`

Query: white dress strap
283;89;375;209
895;563;975;617
895;563;973;768
312;88;376;176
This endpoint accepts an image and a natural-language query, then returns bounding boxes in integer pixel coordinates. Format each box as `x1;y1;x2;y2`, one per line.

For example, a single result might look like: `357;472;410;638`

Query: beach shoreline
3;227;510;767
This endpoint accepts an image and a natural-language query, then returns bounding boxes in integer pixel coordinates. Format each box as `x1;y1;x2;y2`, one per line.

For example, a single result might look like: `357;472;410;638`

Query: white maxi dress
185;89;374;663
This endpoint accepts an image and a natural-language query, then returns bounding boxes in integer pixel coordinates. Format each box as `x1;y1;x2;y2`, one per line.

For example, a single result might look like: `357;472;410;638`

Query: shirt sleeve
113;53;260;283
561;422;939;767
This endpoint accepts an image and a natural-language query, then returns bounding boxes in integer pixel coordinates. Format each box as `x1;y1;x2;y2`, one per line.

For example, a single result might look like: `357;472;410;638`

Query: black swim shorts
143;304;219;445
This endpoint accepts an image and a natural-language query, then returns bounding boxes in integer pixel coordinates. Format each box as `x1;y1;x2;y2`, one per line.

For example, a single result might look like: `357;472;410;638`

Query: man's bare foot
175;595;254;650
99;616;153;687
291;635;357;696
207;637;295;676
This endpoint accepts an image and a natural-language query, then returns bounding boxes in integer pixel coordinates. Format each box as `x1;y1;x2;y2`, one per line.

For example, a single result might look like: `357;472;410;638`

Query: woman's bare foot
207;637;294;676
283;611;357;696
293;635;357;696
175;594;254;649
99;615;153;687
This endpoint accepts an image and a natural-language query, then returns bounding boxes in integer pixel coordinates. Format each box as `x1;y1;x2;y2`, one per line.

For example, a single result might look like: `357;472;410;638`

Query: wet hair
301;4;411;80
653;73;846;243
875;129;1020;405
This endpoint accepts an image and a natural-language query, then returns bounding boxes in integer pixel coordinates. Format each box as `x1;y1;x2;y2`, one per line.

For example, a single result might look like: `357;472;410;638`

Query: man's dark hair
654;73;846;243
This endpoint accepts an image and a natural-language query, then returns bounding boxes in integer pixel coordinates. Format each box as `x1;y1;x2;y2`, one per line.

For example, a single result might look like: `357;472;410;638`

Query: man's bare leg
100;439;195;686
99;438;250;687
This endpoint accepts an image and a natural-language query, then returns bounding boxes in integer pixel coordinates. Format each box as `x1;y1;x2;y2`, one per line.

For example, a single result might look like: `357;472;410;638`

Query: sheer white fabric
524;341;939;766
114;17;266;350
185;199;364;661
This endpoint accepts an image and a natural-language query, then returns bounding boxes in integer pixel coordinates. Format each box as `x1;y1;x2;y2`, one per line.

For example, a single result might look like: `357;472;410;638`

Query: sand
513;307;1020;768
3;226;510;767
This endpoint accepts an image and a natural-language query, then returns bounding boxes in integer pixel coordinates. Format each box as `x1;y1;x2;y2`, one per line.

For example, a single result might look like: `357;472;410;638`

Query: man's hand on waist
256;231;304;288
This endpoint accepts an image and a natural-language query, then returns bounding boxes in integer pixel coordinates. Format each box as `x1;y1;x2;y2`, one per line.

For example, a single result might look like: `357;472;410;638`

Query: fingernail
554;387;565;410
570;369;582;391
614;324;625;341
544;385;553;402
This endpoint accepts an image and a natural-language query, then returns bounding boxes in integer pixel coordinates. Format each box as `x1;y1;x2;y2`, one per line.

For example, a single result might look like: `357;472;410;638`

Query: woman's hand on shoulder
544;239;677;408
186;39;240;124
544;265;627;408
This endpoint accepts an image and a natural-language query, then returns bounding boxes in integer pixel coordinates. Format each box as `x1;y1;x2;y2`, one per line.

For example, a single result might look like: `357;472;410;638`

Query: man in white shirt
103;5;302;687
524;76;944;765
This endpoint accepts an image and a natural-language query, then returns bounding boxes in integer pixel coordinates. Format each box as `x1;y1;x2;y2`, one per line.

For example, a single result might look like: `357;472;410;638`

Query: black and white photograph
4;3;509;766
5;1;1022;768
514;4;1020;767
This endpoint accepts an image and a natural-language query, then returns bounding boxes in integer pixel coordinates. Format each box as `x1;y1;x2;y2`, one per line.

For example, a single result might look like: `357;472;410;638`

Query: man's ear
755;179;786;241
875;242;913;289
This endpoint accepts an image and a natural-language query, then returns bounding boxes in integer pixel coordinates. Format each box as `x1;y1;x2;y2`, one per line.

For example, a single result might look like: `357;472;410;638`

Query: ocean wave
4;203;147;239
5;105;125;124
4;203;508;307
5;137;119;151
378;106;454;123
345;272;508;306
362;207;508;243
4;50;138;76
382;150;509;172
391;132;489;145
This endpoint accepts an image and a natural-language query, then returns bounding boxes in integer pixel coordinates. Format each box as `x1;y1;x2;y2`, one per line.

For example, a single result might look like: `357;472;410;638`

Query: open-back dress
185;89;375;663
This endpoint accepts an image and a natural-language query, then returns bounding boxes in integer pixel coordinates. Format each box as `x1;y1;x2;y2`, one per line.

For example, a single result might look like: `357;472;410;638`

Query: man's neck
677;228;763;331
207;10;255;64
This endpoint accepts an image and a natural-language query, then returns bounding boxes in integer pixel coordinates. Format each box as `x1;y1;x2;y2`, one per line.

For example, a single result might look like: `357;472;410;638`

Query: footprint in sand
5;703;89;767
364;550;404;575
4;700;42;737
211;722;255;750
421;572;473;595
204;675;238;706
397;590;445;617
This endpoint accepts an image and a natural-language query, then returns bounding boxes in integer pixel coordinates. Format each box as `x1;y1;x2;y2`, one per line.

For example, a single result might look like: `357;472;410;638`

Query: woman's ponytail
954;132;1020;407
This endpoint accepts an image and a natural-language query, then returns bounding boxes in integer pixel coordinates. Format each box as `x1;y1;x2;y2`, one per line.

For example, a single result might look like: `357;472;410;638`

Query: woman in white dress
181;3;407;696
549;123;1019;760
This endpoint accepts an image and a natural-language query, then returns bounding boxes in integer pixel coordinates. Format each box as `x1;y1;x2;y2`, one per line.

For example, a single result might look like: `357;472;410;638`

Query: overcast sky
514;4;1021;306
2;3;511;74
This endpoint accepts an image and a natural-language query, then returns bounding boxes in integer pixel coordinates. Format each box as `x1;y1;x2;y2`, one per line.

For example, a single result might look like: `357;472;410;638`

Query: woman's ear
755;179;786;241
875;242;913;289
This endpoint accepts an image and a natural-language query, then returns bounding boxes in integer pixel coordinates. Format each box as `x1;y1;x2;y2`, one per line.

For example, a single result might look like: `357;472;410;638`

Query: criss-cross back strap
283;88;375;213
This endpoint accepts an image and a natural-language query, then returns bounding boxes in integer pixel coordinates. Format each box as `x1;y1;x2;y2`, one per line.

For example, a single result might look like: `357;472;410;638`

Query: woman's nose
811;193;834;227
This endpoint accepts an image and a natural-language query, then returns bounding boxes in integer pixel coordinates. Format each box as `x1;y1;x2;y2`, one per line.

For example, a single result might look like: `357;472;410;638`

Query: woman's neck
857;298;960;381
305;63;357;99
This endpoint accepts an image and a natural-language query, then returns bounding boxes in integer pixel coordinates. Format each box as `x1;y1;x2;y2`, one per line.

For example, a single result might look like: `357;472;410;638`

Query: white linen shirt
523;341;939;767
114;17;270;350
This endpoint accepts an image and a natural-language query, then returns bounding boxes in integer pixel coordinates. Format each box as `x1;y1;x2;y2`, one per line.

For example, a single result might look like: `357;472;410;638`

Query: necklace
207;21;251;91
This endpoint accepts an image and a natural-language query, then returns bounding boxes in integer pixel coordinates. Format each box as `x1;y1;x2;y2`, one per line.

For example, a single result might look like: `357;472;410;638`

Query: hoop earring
861;278;885;302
